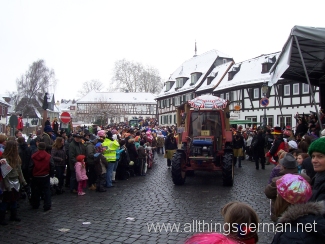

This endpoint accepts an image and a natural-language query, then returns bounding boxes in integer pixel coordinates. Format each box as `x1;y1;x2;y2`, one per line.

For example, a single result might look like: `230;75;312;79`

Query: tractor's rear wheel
171;152;186;185
222;152;234;186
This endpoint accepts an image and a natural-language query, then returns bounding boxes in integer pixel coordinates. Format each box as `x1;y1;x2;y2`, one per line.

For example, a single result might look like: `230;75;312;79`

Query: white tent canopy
269;25;325;86
269;25;325;130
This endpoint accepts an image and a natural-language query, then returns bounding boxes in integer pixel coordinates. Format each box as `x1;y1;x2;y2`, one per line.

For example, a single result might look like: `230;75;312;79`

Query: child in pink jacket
75;155;88;196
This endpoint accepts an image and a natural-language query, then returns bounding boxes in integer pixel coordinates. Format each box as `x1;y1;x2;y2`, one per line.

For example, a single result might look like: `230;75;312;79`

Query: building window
254;88;259;99
174;96;180;106
190;73;202;85
284;85;290;96
176;78;188;88
279;115;292;128
223;59;227;64
220;93;224;99
166;99;170;107
245;117;257;122
165;81;175;92
293;84;299;95
244;117;257;128
225;93;230;100
302;83;309;94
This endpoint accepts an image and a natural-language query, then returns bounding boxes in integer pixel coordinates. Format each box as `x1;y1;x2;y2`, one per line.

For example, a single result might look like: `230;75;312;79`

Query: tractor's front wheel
171;152;186;185
222;152;234;186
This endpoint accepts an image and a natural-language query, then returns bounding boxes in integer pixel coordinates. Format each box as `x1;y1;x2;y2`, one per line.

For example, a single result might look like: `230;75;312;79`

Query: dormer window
228;65;240;81
228;71;235;81
165;81;175;92
261;56;276;73
207;77;213;85
190;72;202;85
176;77;188;89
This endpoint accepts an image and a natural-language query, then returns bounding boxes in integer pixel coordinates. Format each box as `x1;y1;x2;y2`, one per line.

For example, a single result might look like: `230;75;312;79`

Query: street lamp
261;82;269;130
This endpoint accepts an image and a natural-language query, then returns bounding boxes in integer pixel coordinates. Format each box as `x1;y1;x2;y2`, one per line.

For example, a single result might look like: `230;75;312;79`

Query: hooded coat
271;201;325;243
30;150;55;177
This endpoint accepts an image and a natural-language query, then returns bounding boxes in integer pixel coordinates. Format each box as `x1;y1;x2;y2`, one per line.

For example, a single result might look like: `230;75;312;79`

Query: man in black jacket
68;133;86;193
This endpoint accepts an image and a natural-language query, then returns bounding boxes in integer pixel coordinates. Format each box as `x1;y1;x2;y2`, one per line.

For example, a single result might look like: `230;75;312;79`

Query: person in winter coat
232;132;245;167
116;140;131;180
113;141;125;183
268;150;286;184
102;131;120;188
16;114;23;131
51;137;66;193
156;131;165;155
84;139;97;190
251;130;266;170
42;125;54;154
137;141;147;176
0;140;27;225
126;138;138;175
271;174;325;243
94;143;108;192
17;136;32;185
264;153;310;222
265;127;286;164
164;130;177;168
68;133;86;193
75;155;88;196
308;137;325;202
245;132;253;161
51;117;59;136
29;142;55;211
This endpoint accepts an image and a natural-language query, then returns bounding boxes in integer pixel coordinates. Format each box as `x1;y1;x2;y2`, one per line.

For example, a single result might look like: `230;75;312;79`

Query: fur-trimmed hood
278;201;325;223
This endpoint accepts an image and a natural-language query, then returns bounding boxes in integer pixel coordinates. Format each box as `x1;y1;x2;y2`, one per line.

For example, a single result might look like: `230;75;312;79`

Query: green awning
229;120;262;125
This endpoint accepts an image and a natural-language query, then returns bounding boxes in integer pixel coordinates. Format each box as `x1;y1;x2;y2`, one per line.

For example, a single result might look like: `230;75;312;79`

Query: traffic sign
260;98;269;107
60;112;71;124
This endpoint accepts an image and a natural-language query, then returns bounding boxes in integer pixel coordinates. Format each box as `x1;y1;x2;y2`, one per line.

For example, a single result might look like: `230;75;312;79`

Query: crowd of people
0;121;177;225
2;112;325;243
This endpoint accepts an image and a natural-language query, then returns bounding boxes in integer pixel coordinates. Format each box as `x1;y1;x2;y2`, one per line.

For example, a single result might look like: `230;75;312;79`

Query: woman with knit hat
271;174;325;243
308;137;325;201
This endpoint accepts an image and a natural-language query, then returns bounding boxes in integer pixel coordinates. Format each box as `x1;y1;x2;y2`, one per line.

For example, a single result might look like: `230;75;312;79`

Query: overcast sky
1;0;324;102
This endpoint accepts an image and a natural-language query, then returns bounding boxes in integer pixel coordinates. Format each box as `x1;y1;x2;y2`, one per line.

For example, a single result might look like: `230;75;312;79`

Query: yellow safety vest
102;138;120;162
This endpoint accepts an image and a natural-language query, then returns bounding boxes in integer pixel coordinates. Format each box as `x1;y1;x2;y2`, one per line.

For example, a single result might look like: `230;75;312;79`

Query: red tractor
171;95;234;186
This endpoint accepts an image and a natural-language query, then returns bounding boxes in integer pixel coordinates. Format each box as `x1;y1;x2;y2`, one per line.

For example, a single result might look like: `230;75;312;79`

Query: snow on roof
158;50;232;98
196;61;233;92
0;97;10;106
214;52;280;92
77;90;157;104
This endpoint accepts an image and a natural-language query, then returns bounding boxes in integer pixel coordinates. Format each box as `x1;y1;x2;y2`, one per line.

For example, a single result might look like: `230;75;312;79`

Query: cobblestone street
0;155;275;244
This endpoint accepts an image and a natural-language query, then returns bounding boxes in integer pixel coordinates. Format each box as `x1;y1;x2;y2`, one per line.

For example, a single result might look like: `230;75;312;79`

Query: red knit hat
76;155;86;162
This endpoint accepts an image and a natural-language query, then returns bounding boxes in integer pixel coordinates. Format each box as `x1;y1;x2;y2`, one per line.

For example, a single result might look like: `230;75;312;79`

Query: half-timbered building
76;91;156;124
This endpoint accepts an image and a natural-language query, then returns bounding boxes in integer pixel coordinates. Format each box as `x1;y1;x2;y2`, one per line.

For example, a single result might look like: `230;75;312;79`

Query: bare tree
16;59;56;113
111;59;163;94
78;80;104;97
140;66;163;94
6;91;19;109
